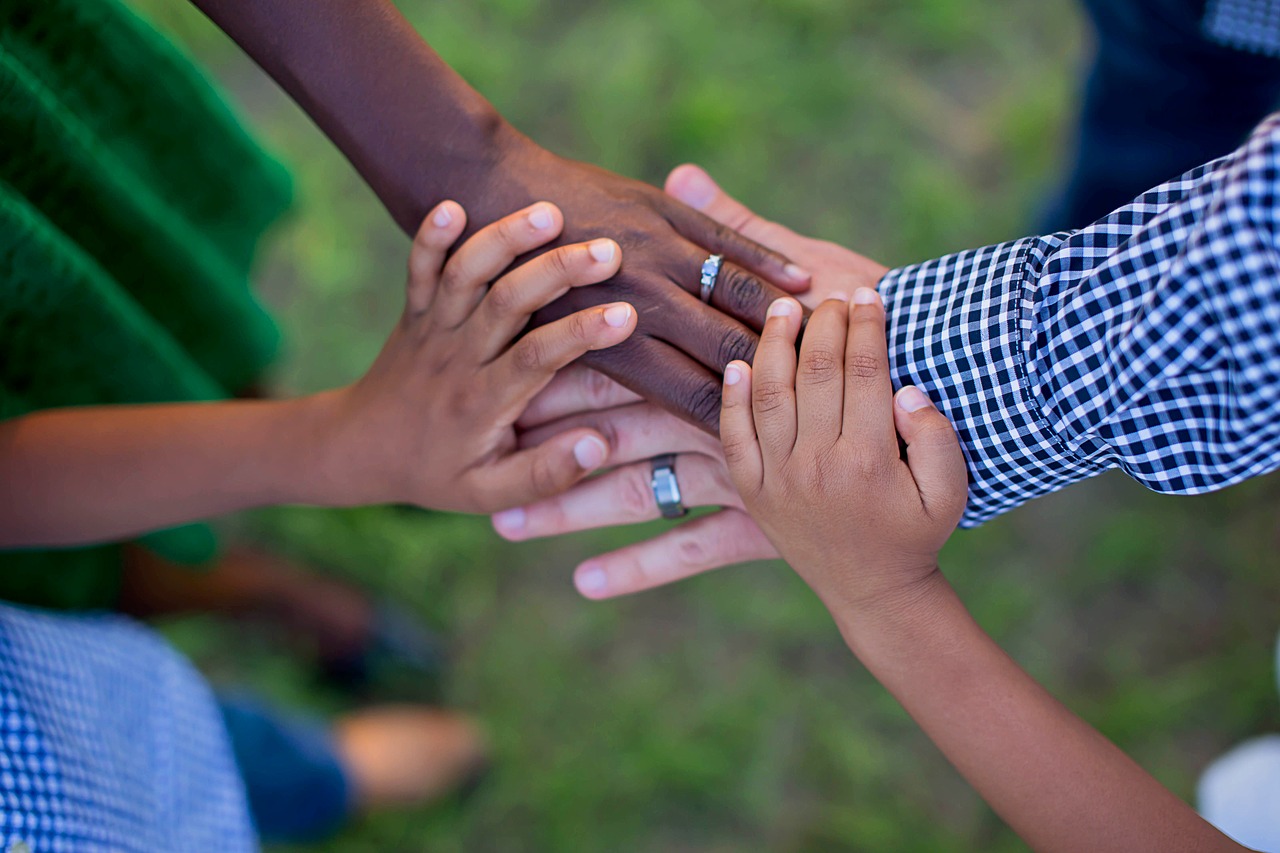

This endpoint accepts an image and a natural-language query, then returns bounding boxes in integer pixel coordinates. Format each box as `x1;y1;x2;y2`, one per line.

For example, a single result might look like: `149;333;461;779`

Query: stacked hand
492;166;895;597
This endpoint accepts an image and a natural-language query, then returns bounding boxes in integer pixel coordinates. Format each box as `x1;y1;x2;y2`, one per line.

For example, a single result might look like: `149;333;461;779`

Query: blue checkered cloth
880;112;1280;527
1205;0;1280;56
0;606;255;851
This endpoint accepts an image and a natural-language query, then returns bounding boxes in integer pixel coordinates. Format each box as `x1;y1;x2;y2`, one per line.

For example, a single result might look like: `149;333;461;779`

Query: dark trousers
1046;0;1280;231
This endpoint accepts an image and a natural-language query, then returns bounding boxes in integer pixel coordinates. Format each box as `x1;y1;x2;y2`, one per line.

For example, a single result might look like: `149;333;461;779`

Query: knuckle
799;346;841;383
531;453;562;497
752;380;792;414
620;467;657;518
718;266;766;312
673;530;711;569
512;334;548;374
716;327;757;368
720;436;754;468
685;381;723;428
845;350;883;382
485;280;523;316
541;244;575;280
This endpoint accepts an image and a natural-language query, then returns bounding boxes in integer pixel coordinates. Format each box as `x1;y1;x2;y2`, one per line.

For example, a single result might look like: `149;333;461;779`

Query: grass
125;1;1280;850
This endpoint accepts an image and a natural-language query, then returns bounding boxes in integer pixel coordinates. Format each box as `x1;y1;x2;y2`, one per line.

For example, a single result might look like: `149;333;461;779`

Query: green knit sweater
0;0;291;607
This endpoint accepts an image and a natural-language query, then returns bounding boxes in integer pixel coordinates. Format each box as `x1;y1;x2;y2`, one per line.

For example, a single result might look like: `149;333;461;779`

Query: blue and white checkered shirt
880;112;1280;527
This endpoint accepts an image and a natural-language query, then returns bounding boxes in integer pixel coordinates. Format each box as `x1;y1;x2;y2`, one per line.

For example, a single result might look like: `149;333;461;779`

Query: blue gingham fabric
879;112;1280;527
0;606;255;851
1205;0;1280;56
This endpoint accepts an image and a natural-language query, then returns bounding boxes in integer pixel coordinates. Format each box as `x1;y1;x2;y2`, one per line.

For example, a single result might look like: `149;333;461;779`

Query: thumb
892;386;969;523
665;164;811;293
665;164;762;234
478;428;609;510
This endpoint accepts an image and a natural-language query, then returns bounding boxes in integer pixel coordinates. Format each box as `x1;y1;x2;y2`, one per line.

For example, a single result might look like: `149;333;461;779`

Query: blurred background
123;1;1280;850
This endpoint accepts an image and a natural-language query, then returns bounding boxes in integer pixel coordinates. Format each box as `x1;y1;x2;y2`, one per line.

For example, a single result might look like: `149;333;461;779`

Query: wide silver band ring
699;254;724;304
649;454;688;519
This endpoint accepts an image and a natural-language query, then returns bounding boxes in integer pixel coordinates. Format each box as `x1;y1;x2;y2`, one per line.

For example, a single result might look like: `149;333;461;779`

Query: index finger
840;287;896;458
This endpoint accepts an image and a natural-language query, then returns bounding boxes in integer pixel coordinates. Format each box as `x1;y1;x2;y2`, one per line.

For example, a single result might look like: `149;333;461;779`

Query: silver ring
699;254;723;304
650;454;688;519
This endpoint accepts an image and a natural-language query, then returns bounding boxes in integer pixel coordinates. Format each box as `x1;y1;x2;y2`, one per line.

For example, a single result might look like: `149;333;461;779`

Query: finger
841;287;896;459
667;242;798;332
572;509;777;599
752;298;803;463
719;359;762;492
518;402;718;467
580;339;725;433
474;427;610;510
796;295;851;446
638;278;761;372
405;201;467;315
434;202;564;329
472;238;622;361
893;386;969;524
493;302;637;415
516;365;642;430
661;173;810;292
492;452;738;542
664;164;810;292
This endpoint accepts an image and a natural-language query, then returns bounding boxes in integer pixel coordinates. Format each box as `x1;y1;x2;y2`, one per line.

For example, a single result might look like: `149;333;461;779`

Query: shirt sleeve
878;112;1280;527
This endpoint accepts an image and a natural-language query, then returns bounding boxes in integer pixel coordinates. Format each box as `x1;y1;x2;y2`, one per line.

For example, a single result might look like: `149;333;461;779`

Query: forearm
189;0;527;234
880;113;1280;527
833;576;1247;853
0;394;345;548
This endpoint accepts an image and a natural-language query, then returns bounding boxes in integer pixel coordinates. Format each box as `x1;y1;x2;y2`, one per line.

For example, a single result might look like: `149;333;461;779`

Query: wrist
269;390;367;508
821;567;962;662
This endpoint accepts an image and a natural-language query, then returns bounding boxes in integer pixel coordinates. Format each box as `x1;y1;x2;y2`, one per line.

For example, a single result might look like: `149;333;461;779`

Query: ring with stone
699;254;724;304
649;454;688;519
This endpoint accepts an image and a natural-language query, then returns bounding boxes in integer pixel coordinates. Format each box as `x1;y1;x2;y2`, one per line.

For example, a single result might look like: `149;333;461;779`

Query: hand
491;164;891;598
719;289;967;613
663;163;888;308
321;201;637;514
471;140;815;432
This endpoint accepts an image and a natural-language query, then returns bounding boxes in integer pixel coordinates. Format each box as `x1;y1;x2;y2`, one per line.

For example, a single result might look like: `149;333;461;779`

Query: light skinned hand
720;289;967;613
492;166;897;598
323;200;637;513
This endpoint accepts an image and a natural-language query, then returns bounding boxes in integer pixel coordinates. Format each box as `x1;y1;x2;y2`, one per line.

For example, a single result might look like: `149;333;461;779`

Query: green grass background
125;1;1280;850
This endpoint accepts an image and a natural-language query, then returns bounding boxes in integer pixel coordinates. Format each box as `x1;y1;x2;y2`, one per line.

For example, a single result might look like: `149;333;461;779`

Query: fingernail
896;386;931;413
784;263;811;283
493;507;526;534
852;287;879;305
576;562;609;595
432;203;454;228
603;303;633;328
724;363;742;386
528;204;555;231
588;239;616;263
767;299;795;318
676;166;716;210
827;291;850;302
573;435;607;470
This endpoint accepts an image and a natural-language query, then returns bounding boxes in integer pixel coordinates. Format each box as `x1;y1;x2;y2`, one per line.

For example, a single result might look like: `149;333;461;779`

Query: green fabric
0;0;292;608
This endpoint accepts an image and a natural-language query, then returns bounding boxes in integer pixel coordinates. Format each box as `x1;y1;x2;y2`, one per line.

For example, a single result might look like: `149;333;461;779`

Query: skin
0;203;637;548
493;164;886;597
718;290;1250;853
188;0;812;431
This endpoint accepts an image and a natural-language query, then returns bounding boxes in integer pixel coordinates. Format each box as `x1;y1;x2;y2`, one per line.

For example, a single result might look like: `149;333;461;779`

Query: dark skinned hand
191;0;811;432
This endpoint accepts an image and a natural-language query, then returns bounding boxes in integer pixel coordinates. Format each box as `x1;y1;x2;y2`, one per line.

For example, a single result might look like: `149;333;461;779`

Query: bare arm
0;397;337;548
188;0;811;431
717;290;1249;853
1;204;638;548
838;576;1247;853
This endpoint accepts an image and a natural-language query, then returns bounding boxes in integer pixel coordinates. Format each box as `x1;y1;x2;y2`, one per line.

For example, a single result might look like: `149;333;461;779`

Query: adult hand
493;165;891;598
479;143;816;432
191;0;810;432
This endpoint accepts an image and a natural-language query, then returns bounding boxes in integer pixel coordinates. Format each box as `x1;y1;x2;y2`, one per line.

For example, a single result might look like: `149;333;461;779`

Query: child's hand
324;201;637;513
719;288;967;615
